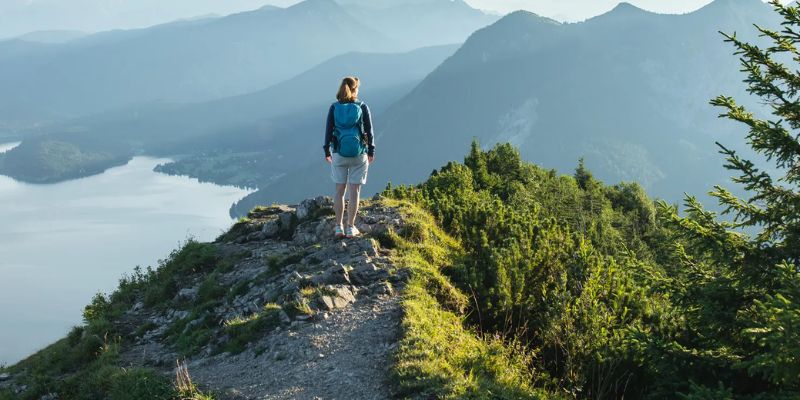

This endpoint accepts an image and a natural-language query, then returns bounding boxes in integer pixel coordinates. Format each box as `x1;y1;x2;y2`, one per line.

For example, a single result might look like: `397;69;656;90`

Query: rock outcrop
116;196;408;399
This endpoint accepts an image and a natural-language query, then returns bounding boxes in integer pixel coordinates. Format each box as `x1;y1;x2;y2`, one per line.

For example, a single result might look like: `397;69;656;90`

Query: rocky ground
190;294;402;400
115;196;409;399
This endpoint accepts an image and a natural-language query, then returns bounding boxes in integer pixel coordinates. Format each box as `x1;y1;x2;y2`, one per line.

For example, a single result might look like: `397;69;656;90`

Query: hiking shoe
345;225;361;238
335;225;345;238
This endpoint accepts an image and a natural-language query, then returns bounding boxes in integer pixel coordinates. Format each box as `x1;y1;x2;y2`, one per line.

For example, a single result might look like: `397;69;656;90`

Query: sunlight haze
0;0;779;39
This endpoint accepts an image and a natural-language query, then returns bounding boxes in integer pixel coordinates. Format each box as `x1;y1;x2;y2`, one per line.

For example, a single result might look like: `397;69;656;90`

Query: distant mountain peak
612;2;644;11
586;1;656;23
496;10;562;27
606;2;651;16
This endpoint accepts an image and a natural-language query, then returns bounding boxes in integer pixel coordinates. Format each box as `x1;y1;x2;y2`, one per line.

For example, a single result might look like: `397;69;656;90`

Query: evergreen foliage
385;3;800;397
386;142;679;398
658;0;800;395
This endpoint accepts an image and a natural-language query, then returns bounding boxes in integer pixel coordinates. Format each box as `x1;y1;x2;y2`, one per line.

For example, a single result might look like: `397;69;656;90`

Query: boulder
357;238;380;257
262;220;281;237
332;286;356;306
296;196;333;220
246;231;266;242
311;263;351;286
369;281;394;296
351;263;389;285
279;212;295;231
296;198;315;220
318;295;336;311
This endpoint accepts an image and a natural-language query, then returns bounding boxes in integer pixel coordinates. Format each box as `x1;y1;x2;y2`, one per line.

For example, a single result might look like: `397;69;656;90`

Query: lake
0;145;252;365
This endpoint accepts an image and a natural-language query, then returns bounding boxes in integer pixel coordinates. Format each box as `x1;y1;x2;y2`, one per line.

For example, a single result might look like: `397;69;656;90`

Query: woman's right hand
325;156;332;164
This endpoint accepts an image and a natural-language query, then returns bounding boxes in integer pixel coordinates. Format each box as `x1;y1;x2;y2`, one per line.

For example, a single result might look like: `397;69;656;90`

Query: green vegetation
385;199;552;399
221;304;283;354
0;137;131;184
4;3;799;399
154;151;266;189
142;241;219;308
0;240;221;399
385;141;678;397
383;4;800;395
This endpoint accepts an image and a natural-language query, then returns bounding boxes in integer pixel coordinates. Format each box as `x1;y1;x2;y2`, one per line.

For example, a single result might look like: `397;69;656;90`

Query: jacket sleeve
323;104;335;157
361;103;375;157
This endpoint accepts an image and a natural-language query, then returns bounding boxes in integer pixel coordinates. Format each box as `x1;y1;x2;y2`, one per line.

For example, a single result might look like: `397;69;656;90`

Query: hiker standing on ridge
324;76;375;239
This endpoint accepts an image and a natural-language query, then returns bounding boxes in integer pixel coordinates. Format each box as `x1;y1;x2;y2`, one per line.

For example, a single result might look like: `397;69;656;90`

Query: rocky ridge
129;196;408;399
3;196;410;400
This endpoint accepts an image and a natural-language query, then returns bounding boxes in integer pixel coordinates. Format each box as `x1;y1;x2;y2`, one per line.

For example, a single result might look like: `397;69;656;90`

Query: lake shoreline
0;155;252;365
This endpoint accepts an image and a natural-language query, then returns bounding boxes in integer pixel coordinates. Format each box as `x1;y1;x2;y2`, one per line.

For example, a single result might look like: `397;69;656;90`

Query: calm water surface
0;146;251;364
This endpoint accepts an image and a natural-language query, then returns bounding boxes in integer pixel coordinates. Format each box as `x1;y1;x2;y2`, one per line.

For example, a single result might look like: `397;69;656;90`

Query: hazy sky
467;0;730;20
0;0;777;40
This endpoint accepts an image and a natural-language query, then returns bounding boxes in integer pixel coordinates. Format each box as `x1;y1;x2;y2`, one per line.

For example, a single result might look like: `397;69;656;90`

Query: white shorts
331;153;369;185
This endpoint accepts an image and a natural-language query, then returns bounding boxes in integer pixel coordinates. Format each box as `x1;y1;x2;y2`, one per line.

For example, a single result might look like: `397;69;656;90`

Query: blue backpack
333;101;366;157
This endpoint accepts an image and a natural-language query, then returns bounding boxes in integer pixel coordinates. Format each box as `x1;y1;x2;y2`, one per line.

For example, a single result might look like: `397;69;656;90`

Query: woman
323;77;375;238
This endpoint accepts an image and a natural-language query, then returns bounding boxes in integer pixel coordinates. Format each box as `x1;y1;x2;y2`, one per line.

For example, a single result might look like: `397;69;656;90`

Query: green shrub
222;304;283;354
142;240;219;308
383;199;549;399
197;273;226;305
107;368;176;400
385;143;680;396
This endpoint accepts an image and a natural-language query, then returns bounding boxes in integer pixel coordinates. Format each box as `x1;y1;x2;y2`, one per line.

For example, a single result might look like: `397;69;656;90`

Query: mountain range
0;0;781;217
0;0;494;130
232;0;778;214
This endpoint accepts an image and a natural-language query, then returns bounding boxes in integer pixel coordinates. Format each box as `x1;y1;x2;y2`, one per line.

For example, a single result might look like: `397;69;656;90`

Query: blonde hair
336;76;359;103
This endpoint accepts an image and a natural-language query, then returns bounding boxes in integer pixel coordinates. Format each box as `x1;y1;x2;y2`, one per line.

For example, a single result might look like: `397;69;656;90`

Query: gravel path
189;293;402;400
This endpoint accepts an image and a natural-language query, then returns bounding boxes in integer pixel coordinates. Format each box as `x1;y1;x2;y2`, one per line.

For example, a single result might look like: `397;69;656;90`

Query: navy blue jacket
323;101;375;157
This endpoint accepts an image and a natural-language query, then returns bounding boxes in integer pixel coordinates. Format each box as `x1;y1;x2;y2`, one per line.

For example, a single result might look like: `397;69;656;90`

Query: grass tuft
221;304;283;354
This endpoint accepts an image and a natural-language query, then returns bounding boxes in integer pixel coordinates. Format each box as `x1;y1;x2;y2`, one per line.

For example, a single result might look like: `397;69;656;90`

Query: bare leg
346;183;361;227
333;184;347;227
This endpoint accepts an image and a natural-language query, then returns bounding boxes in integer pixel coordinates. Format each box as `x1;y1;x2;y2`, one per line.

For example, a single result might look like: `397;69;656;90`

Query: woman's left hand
368;155;374;164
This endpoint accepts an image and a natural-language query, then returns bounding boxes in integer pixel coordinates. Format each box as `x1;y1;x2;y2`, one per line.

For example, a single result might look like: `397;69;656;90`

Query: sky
0;0;778;40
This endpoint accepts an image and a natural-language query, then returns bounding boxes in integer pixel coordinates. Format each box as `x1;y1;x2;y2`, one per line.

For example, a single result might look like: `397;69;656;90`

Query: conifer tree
662;0;800;392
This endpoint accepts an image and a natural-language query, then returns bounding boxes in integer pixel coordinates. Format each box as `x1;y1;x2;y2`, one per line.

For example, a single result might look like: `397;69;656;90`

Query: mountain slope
237;0;778;210
65;44;460;152
0;44;458;185
366;0;774;201
0;0;392;127
0;0;495;130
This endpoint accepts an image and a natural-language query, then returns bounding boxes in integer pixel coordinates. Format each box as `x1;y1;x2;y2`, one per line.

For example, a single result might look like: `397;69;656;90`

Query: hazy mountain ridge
0;0;393;126
0;0;492;185
12;30;88;44
231;0;776;213
0;44;458;186
0;0;493;130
